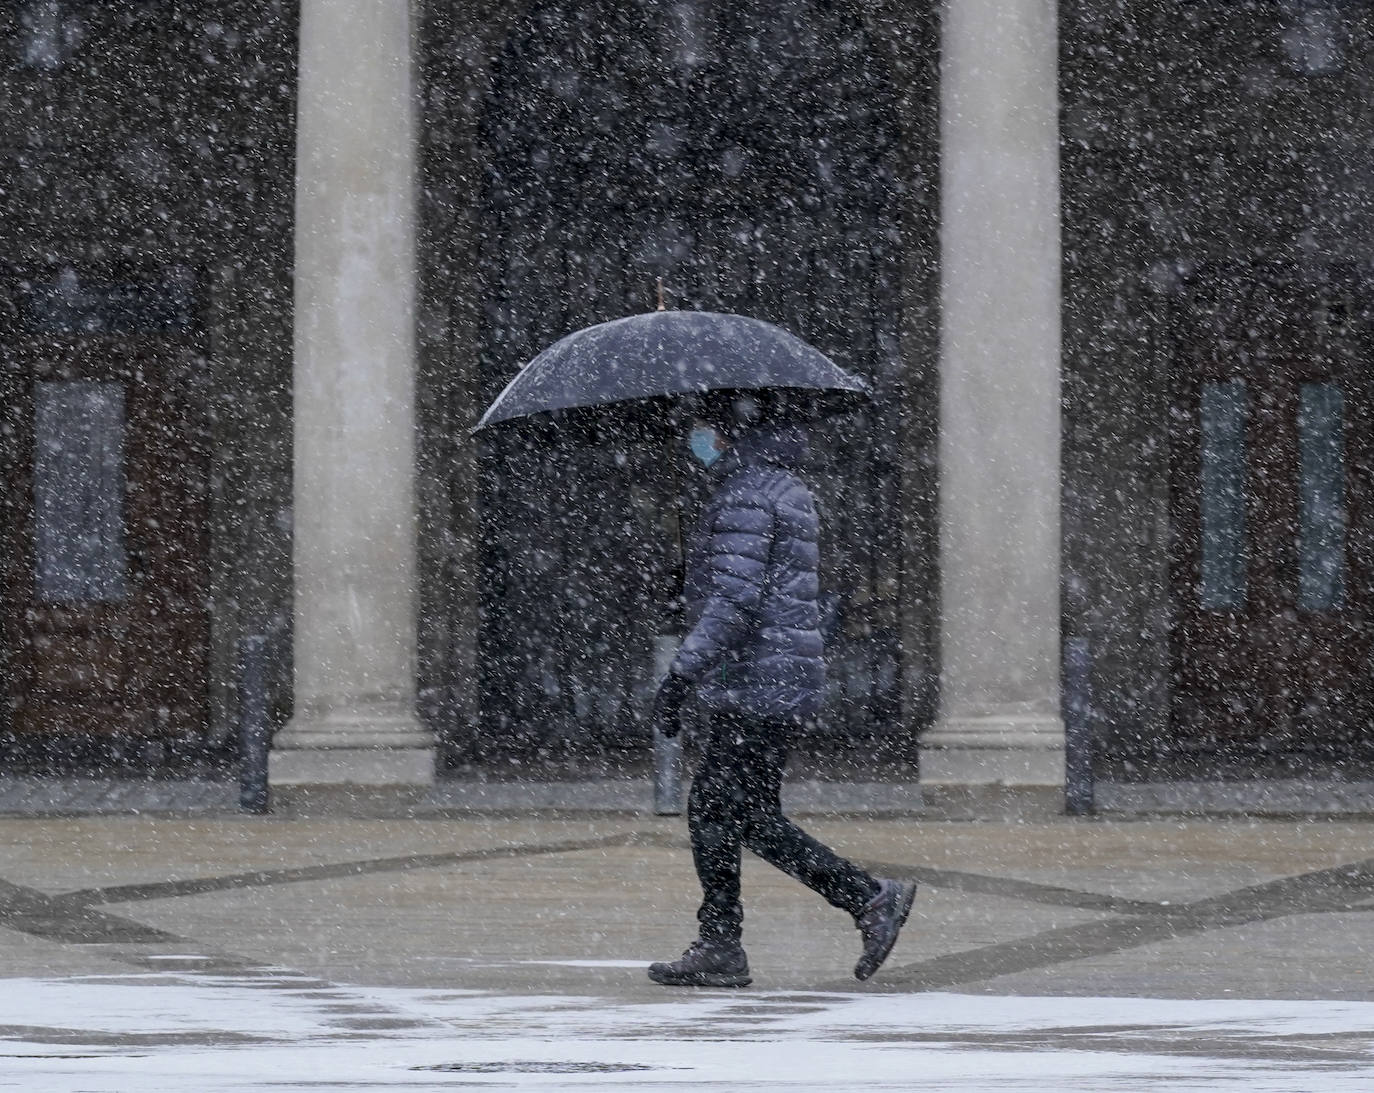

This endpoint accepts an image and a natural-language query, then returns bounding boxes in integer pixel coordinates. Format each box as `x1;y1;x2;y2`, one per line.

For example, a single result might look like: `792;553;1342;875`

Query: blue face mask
688;425;723;468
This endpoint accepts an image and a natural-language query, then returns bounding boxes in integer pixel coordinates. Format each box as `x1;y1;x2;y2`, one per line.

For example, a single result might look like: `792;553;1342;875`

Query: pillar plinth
271;0;432;788
927;0;1064;789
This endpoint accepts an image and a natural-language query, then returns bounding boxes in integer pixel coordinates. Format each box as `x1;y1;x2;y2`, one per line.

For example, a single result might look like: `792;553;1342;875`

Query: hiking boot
648;939;752;988
854;878;917;981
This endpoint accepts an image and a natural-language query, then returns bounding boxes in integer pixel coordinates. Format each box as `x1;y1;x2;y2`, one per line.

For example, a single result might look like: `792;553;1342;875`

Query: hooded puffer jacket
670;423;826;720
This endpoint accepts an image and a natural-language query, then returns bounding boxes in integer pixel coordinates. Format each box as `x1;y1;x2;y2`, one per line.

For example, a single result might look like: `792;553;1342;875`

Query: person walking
648;397;916;988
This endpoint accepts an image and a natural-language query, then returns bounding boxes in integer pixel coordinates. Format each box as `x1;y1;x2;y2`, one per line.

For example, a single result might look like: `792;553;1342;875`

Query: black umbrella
474;310;869;431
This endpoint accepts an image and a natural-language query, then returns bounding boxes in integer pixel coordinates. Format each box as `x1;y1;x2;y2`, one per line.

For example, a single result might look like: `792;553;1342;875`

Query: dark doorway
0;325;211;760
468;0;921;765
1168;267;1374;772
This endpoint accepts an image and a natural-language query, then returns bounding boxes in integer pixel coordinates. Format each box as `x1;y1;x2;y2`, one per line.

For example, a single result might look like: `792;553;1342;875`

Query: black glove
651;671;692;738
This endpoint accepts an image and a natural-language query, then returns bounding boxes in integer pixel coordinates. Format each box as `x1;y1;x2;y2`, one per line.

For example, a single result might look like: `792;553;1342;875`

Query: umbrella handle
666;429;685;630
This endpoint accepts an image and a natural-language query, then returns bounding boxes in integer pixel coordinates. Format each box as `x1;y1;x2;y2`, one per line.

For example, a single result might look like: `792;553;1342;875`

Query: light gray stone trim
1097;781;1374;816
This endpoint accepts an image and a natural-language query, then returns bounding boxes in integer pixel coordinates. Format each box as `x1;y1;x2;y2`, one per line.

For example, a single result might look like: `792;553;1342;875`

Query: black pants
688;709;880;944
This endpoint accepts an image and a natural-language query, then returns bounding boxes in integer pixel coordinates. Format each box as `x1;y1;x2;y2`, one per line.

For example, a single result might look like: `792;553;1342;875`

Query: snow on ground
1;971;1373;1091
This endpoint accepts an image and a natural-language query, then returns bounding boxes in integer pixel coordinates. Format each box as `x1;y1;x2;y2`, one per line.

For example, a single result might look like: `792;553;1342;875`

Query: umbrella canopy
475;310;869;430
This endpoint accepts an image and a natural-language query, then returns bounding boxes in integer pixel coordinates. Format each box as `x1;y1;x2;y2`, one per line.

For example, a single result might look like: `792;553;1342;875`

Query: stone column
923;0;1064;786
270;0;433;786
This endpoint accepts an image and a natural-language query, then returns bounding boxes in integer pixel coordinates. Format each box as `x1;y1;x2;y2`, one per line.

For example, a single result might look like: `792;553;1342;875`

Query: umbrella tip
656;276;666;312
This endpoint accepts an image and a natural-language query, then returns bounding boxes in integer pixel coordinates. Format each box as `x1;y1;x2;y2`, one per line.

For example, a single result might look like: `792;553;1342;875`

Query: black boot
854;878;917;981
648;939;752;988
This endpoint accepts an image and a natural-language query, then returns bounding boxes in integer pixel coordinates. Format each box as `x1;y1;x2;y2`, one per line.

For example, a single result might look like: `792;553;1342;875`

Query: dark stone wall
0;2;298;756
1061;0;1374;776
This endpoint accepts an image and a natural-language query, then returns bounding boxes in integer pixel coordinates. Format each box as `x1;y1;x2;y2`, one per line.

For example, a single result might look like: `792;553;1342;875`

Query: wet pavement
1;813;1373;1088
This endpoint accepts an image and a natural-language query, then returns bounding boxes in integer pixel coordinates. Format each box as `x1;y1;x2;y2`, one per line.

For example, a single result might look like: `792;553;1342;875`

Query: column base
921;714;1065;787
269;746;435;786
270;708;435;787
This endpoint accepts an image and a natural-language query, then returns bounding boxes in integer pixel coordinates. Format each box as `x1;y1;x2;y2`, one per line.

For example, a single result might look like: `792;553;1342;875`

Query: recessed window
17;267;196;335
1297;381;1346;610
19;0;83;71
1280;1;1346;75
33;381;128;603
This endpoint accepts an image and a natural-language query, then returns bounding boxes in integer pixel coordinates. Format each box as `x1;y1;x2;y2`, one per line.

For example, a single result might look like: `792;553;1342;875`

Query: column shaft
271;0;432;786
925;0;1064;785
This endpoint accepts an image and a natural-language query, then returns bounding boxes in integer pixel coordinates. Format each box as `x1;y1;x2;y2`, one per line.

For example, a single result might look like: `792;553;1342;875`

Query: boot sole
647;969;752;988
855;880;918;982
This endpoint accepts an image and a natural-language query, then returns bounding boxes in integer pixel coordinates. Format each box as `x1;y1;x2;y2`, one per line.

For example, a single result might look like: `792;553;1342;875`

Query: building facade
1;1;1371;806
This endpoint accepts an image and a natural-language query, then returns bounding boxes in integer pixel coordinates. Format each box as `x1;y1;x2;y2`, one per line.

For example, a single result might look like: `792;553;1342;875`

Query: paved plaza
1;811;1373;1089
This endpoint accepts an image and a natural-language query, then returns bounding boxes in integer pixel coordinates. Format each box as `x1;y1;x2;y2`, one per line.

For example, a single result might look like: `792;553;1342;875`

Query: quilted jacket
671;423;826;719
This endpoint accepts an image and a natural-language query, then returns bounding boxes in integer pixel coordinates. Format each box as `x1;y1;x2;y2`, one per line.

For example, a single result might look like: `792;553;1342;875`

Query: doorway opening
466;0;923;770
0;274;214;774
1166;266;1374;776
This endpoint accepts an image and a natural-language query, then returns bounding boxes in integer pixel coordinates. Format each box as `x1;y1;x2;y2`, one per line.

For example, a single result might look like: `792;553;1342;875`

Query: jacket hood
716;422;809;475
